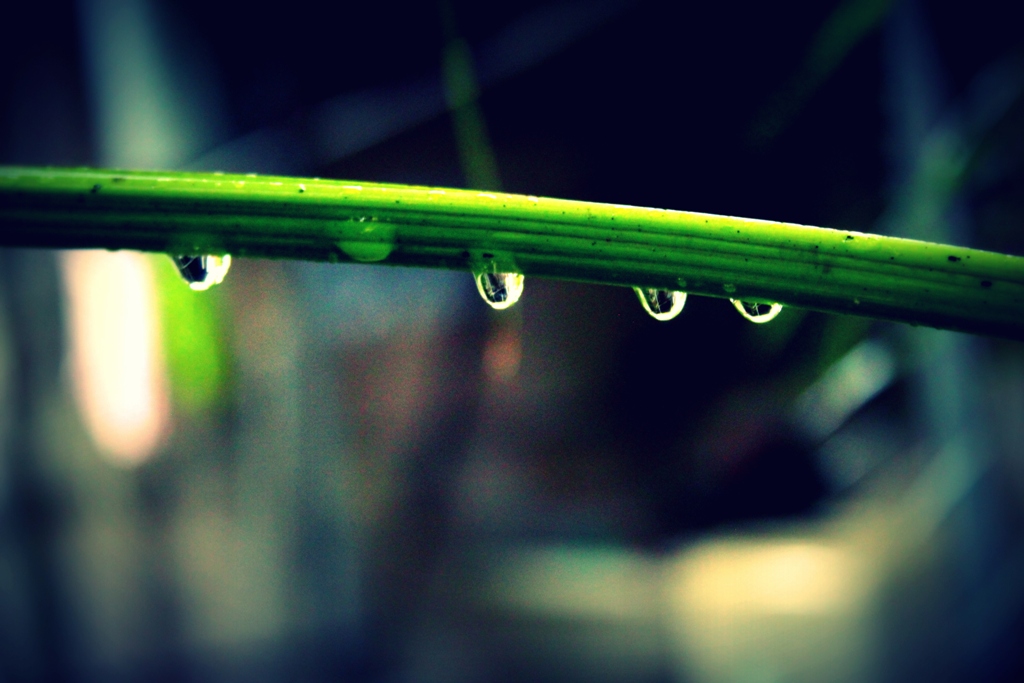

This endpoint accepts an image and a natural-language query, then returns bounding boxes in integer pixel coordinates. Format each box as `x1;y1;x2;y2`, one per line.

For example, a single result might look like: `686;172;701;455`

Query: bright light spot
188;254;231;291
669;541;857;615
61;250;169;466
664;538;873;683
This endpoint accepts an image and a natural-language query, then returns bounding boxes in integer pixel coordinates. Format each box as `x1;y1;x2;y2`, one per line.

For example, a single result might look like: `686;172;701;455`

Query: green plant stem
2;166;1023;339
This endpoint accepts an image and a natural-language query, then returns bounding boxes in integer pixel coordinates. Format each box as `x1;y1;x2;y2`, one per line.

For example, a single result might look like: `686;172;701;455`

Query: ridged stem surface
2;166;1022;339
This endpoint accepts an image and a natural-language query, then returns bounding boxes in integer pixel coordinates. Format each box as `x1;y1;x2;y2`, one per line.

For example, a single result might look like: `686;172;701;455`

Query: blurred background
2;0;1024;680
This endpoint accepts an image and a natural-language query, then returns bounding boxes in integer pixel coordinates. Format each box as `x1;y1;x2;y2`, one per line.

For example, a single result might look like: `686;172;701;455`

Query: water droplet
475;272;524;310
731;299;782;323
338;221;396;262
634;287;686;321
174;254;231;291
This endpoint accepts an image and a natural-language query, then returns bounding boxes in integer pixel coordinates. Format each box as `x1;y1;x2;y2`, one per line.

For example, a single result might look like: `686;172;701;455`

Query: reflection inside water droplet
475;272;524;310
174;254;231;291
731;299;782;323
633;287;686;321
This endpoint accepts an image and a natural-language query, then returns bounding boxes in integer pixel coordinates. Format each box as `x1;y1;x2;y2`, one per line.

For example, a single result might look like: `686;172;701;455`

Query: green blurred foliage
151;253;232;417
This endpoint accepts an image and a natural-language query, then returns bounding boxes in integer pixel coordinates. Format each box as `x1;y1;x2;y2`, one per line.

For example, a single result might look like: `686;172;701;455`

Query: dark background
2;1;1023;681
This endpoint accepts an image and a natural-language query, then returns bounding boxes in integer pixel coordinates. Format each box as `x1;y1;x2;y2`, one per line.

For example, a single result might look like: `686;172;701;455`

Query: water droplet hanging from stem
475;271;524;310
634;287;687;321
173;254;231;291
731;299;782;323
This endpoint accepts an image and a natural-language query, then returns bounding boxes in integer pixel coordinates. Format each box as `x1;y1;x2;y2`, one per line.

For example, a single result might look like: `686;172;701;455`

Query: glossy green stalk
2;166;1023;339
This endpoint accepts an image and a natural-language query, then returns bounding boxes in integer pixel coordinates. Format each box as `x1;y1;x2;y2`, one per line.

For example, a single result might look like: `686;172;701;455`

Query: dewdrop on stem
475;272;524;310
173;254;231;291
731;299;783;323
634;287;687;321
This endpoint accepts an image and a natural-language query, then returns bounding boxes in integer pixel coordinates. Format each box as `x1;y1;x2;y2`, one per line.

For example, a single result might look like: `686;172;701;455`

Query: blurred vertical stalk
439;1;523;391
751;0;893;144
440;1;502;191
